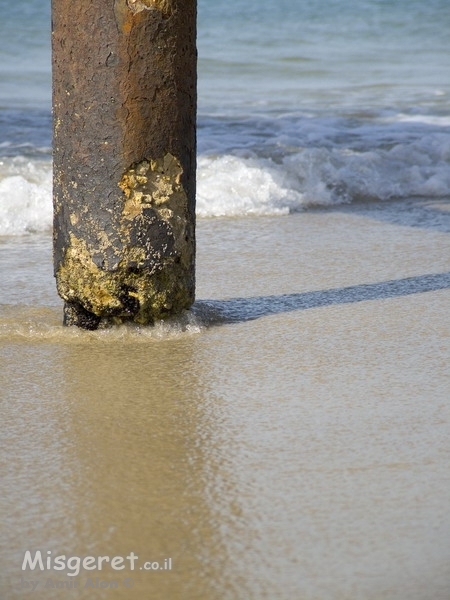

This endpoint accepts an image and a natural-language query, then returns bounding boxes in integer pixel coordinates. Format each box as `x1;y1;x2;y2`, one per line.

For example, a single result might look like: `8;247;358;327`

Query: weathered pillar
52;0;197;329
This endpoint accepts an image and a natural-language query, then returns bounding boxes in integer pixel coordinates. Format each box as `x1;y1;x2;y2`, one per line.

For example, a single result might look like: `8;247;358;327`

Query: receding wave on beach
1;109;450;233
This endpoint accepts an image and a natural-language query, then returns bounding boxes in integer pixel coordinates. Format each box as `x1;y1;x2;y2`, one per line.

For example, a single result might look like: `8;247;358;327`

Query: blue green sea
1;0;450;230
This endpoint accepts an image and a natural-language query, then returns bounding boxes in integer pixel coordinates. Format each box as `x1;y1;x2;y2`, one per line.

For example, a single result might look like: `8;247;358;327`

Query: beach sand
1;199;450;599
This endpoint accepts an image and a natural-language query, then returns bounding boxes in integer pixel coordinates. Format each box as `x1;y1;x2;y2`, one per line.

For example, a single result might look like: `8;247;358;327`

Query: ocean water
2;2;450;599
0;0;450;231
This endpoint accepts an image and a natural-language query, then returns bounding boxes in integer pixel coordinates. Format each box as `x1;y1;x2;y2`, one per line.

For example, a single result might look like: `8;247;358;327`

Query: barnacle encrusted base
56;153;194;327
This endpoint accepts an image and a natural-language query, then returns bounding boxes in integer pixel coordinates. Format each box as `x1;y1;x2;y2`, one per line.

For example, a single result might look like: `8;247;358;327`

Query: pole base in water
63;302;102;331
52;1;197;328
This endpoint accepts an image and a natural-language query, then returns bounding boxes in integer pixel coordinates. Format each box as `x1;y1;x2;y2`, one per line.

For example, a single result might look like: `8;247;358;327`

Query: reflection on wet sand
2;338;229;599
2;207;450;599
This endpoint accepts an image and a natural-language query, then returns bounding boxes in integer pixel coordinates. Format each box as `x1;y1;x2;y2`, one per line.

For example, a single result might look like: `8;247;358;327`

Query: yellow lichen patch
119;154;192;270
96;228;115;256
122;195;151;221
56;234;122;314
126;0;172;16
115;153;194;321
118;153;185;221
57;154;194;325
118;246;147;269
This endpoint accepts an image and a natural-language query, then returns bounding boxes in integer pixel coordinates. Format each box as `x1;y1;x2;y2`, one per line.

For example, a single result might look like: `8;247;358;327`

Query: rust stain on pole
52;0;197;329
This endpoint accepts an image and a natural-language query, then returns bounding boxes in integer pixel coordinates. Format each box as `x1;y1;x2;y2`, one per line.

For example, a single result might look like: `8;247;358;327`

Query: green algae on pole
51;0;197;329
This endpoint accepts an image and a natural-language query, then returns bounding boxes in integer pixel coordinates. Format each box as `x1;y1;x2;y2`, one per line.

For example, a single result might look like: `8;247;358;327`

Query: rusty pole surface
52;0;197;329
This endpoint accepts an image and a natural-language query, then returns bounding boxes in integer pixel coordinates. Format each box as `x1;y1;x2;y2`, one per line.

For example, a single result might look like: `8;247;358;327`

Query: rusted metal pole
52;0;197;329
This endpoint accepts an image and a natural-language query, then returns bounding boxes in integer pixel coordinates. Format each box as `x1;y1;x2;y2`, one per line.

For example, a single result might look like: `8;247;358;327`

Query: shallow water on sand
1;203;450;599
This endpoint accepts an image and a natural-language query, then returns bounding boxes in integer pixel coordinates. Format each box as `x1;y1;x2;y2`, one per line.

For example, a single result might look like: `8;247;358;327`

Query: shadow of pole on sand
194;271;450;326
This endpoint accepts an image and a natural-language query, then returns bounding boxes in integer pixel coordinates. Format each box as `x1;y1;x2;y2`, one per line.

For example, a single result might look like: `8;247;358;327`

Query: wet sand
1;199;450;599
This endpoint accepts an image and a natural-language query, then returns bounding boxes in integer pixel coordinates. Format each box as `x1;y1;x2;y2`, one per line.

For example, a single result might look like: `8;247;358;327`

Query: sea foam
0;157;52;235
1;113;450;234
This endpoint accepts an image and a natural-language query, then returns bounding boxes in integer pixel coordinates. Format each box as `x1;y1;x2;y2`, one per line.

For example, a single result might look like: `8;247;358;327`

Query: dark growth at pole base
52;0;197;329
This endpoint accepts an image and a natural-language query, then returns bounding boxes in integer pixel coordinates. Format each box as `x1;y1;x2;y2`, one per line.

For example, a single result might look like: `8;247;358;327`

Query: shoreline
1;197;450;599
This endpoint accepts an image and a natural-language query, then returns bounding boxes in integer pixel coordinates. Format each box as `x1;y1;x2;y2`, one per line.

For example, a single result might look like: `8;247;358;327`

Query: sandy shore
1;199;450;599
